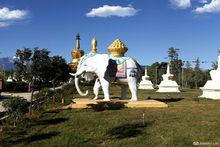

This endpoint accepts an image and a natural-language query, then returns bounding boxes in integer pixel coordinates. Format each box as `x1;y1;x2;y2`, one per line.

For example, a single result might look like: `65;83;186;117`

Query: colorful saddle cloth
109;54;130;78
116;62;127;78
115;63;141;78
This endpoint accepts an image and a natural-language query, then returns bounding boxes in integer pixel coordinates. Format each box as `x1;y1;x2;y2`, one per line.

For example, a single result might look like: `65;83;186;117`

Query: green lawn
1;86;220;147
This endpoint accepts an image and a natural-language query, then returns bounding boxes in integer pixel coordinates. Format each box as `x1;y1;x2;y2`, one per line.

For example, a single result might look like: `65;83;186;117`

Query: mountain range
0;57;15;70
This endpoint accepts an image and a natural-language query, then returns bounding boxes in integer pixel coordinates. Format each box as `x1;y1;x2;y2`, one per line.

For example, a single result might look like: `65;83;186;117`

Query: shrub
3;82;28;92
34;88;54;101
53;83;77;103
2;97;29;126
33;88;55;111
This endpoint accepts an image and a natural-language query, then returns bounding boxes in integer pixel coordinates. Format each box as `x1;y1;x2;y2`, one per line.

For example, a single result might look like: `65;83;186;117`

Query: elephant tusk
75;76;89;96
69;73;76;76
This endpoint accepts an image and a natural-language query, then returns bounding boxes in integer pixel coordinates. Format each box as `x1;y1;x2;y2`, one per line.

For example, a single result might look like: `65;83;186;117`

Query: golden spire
91;38;97;53
108;39;128;57
70;33;84;71
76;33;80;49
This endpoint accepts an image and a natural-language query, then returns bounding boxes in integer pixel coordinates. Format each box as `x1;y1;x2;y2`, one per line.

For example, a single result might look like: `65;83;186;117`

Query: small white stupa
157;63;180;93
6;75;13;82
139;67;154;90
200;51;220;99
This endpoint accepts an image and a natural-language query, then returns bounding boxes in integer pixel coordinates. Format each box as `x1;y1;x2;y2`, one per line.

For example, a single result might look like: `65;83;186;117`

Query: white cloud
0;7;28;27
86;5;138;17
170;0;191;9
0;7;27;20
199;0;208;4
0;21;9;27
194;0;220;14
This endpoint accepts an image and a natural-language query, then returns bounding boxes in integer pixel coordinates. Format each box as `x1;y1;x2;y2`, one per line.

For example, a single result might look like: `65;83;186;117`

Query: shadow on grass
154;98;184;103
26;131;60;143
43;109;61;114
8;131;60;144
108;122;152;139
31;117;68;126
87;102;126;111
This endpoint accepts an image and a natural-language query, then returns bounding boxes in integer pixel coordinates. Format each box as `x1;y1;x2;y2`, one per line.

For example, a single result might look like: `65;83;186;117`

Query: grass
1;86;220;147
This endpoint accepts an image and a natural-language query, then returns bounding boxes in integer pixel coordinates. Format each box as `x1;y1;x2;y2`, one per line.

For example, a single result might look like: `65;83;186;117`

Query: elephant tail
133;60;143;82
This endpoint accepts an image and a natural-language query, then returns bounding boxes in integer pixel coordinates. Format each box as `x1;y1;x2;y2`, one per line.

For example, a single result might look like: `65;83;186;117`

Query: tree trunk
29;80;34;115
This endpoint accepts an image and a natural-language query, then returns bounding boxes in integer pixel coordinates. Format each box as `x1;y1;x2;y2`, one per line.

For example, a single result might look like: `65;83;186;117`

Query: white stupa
200;51;220;99
157;63;180;93
139;67;154;90
6;75;13;82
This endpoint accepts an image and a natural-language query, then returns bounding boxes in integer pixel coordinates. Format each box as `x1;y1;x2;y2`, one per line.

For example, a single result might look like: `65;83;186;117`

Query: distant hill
0;57;15;70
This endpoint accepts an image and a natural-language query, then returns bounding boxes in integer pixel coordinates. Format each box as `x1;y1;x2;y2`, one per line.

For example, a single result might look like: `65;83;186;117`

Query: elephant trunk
75;76;89;96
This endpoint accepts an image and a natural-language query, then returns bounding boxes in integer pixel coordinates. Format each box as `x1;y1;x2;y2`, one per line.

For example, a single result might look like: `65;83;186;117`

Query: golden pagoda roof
108;39;128;57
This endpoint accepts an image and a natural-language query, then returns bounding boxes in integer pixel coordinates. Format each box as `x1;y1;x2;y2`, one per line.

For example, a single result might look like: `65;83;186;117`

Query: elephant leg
128;78;138;101
100;77;110;101
93;78;101;100
120;85;128;99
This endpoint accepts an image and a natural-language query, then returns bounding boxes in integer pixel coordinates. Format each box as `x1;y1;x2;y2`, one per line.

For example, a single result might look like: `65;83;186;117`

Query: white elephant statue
71;52;142;101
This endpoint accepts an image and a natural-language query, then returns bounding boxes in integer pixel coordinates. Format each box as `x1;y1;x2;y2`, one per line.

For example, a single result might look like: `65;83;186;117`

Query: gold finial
91;38;97;53
76;33;80;49
108;39;128;57
70;33;84;71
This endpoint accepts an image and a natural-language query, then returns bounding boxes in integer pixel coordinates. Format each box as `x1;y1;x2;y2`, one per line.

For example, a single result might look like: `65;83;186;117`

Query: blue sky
0;0;220;69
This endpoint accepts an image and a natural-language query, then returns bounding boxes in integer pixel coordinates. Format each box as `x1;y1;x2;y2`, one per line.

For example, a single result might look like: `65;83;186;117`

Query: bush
33;88;55;111
3;82;28;92
34;88;54;101
53;83;77;103
2;97;29;126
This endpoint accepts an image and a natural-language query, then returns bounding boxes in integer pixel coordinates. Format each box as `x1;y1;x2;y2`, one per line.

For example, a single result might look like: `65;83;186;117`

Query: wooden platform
65;98;168;109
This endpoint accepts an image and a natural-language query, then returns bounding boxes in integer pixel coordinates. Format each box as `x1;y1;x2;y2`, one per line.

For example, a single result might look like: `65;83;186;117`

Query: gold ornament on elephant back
70;33;84;71
108;39;128;57
91;38;97;53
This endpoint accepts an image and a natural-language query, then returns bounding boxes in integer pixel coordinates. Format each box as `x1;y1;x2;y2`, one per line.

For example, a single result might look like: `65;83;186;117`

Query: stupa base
139;85;154;90
157;86;180;93
200;88;220;99
139;81;154;90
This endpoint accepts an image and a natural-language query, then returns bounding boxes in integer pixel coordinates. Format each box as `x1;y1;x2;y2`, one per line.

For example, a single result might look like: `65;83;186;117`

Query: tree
148;62;167;85
211;61;218;70
185;61;192;69
183;61;194;88
167;47;183;85
31;48;52;83
14;48;71;115
168;47;179;61
193;58;208;89
14;48;70;87
50;56;71;85
14;48;32;82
